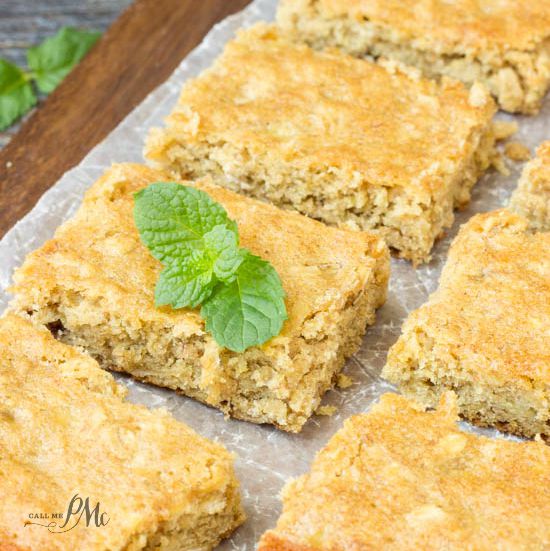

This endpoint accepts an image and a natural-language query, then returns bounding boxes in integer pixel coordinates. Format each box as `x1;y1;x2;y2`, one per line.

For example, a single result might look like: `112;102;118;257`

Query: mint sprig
0;27;100;131
201;253;287;352
0;60;36;131
134;183;288;352
27;27;101;94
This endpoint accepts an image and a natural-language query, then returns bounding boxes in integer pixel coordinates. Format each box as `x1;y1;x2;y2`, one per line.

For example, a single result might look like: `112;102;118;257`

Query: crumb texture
259;393;550;551
0;314;244;551
146;23;496;263
9;163;389;432
510;141;550;231
277;0;550;113
383;209;550;439
504;142;531;162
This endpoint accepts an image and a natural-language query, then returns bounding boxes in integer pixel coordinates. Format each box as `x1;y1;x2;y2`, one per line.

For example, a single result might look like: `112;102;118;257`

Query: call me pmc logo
25;494;109;533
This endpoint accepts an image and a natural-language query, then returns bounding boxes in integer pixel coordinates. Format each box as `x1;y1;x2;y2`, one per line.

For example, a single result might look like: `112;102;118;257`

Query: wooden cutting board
0;0;251;238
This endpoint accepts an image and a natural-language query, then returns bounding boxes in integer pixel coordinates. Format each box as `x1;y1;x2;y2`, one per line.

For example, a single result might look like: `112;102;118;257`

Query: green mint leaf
134;183;237;264
135;183;288;350
201;252;287;352
155;253;217;309
135;183;243;309
0;60;36;131
204;225;244;283
27;27;101;94
154;227;242;309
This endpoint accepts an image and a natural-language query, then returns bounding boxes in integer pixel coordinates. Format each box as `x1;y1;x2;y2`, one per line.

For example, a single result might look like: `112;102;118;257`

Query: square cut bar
259;393;550;551
510;141;550;232
9;163;389;433
145;23;498;264
277;0;550;114
0;314;244;550
383;209;550;439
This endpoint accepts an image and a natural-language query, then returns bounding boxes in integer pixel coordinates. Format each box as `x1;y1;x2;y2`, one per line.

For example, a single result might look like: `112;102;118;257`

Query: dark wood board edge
0;0;251;237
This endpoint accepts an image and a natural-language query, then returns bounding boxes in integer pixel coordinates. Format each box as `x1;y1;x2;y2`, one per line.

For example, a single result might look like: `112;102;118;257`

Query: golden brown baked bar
9;163;389;433
510;141;550;231
145;23;498;264
277;0;550;114
259;392;550;551
383;209;550;439
0;313;244;550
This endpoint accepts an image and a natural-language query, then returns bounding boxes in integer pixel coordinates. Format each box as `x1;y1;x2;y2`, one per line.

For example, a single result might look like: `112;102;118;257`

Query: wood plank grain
0;0;251;238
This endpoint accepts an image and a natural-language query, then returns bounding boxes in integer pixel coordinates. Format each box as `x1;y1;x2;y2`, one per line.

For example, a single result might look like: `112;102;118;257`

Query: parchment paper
0;1;547;548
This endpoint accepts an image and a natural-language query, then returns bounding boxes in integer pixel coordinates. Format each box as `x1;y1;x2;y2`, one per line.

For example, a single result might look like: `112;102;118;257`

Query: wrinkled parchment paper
1;0;547;547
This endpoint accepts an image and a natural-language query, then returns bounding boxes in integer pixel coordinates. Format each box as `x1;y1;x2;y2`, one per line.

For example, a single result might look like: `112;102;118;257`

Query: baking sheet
0;0;547;547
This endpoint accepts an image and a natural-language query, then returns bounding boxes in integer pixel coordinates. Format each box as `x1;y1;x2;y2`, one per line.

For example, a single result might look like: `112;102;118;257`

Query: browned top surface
146;23;495;192
259;392;550;550
398;209;550;386
280;0;550;53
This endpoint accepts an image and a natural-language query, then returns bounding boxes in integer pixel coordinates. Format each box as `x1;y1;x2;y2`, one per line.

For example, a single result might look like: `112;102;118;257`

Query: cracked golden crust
146;23;495;193
383;209;549;438
298;0;550;53
259;393;550;551
510;141;550;231
390;209;550;386
0;314;244;551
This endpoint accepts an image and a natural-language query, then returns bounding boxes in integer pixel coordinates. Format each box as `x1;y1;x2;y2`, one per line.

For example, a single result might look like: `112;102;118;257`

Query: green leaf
134;183;237;264
155;253;217;309
135;182;287;350
0;59;36;131
27;27;101;94
154;227;242;309
135;183;243;309
201;252;288;352
204;225;244;283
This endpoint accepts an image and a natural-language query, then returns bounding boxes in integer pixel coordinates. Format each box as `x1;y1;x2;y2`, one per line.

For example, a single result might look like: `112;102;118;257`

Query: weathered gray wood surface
0;0;131;147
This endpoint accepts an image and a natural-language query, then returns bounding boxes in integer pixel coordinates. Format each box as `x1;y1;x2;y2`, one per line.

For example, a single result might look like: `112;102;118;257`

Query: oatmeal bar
145;23;497;264
0;314;244;550
277;0;550;114
259;392;550;551
510;141;550;231
383;210;550;439
9;163;389;433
